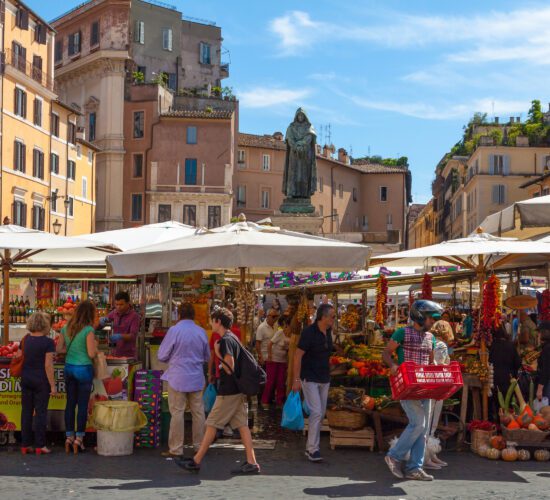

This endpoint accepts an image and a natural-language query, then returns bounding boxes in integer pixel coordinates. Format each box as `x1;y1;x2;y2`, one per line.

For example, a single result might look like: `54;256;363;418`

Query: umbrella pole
239;267;249;345
2;250;10;345
477;262;489;421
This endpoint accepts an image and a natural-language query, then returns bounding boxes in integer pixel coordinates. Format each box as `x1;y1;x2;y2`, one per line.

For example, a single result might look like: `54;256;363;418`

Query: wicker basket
326;409;367;431
471;428;496;454
502;427;550;445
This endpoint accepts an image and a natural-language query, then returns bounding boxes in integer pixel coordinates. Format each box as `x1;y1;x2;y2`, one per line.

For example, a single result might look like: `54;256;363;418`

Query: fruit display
517;449;531;461
52;319;68;332
534;449;550;462
486;448;501;460
340;305;360;332
327;387;364;409
501;445;518;462
57;298;77;318
0;342;20;358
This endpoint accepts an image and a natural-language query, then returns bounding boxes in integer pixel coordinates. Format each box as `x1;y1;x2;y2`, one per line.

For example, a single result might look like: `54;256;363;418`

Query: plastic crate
390;361;463;401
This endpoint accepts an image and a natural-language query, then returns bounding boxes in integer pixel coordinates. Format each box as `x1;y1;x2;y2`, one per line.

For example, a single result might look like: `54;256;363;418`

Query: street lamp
52;219;62;235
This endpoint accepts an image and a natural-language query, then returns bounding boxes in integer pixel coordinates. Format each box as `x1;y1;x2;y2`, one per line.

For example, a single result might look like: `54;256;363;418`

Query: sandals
65;437;74;454
73;437;85;454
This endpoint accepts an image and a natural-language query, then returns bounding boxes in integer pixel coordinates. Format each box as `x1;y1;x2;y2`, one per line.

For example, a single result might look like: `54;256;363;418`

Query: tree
527;99;543;124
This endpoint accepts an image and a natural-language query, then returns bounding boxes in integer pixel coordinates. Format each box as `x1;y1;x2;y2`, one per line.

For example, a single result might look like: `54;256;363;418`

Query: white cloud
268;11;321;55
350;96;529;121
238;86;312;109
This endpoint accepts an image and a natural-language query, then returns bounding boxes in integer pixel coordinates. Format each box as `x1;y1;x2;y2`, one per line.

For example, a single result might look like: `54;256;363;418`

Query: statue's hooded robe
282;108;317;198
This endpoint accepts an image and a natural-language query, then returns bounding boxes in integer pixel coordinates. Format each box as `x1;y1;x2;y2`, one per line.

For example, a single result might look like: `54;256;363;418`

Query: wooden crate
330;427;375;451
303;418;330;435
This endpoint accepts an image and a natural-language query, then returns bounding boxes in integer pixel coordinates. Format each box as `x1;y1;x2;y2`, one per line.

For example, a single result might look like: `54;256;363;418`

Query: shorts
205;394;248;430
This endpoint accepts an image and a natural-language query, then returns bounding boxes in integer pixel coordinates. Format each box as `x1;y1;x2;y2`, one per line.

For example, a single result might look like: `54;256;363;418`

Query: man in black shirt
292;303;335;462
177;307;260;474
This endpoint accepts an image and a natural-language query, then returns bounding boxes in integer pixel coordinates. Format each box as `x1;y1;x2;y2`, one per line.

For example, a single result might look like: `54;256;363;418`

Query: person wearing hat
383;300;443;482
536;322;550;402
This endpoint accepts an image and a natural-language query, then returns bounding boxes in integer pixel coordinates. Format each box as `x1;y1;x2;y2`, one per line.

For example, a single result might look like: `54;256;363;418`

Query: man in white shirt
255;309;279;366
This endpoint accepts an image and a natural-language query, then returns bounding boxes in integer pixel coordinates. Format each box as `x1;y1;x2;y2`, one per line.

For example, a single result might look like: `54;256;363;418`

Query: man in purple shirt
158;302;210;457
103;291;141;358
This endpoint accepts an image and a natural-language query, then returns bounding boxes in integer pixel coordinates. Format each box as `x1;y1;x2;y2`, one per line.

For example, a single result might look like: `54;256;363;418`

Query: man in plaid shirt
382;300;443;481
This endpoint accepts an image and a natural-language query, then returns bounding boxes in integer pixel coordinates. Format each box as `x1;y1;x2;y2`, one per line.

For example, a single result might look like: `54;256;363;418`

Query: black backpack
220;335;266;396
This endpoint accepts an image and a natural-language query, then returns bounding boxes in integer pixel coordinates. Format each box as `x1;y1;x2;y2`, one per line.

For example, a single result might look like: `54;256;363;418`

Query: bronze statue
281;108;317;214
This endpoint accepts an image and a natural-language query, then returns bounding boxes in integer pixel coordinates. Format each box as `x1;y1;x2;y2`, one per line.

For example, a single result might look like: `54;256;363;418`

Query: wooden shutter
503;155;510;176
39;25;47;44
492;185;498;204
22;143;26;173
31;206;36;229
22;91;26;119
488;154;494;175
20;9;28;30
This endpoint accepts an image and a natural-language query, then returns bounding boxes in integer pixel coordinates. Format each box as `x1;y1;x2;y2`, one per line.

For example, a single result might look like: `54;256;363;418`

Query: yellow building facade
0;0;97;235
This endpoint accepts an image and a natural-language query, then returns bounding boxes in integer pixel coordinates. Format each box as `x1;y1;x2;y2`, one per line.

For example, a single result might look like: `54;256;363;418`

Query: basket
471;427;496;454
390;361;463;401
502;427;550;445
326;409;366;431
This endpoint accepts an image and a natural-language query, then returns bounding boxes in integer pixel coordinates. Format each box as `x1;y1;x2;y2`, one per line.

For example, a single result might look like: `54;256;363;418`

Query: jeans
64;364;93;437
388;399;432;473
301;380;329;454
262;361;288;406
21;377;50;448
167;385;205;454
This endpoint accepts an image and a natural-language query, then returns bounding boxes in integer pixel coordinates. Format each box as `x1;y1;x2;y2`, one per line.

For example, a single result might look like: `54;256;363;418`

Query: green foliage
205;106;214;113
355;155;409;167
490;128;503;145
222;86;235;99
152;72;168;87
211;86;222;96
527;99;543;124
132;71;144;84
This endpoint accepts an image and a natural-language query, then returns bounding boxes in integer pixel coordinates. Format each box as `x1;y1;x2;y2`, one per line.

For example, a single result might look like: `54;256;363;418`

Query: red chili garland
474;274;501;345
541;289;550;322
375;275;388;326
422;273;433;300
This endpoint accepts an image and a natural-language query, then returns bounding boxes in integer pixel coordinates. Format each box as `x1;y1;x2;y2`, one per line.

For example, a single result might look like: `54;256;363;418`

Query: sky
28;0;550;203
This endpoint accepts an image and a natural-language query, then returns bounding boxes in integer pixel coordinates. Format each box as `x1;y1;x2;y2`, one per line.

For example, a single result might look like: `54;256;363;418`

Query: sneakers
223;425;234;438
423;459;441;470
175;457;200;473
384;455;404;479
161;451;183;458
305;450;323;462
432;456;448;467
405;469;434;481
231;462;261;475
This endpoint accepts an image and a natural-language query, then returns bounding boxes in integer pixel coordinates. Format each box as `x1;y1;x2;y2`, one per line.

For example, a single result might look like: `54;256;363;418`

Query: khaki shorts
206;394;248;430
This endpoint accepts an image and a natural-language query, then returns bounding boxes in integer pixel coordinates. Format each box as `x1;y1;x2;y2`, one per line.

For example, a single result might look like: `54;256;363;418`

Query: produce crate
326;409;366;431
303;418;330;436
502;427;550;445
330;427;375;450
390;361;463;401
369;376;391;397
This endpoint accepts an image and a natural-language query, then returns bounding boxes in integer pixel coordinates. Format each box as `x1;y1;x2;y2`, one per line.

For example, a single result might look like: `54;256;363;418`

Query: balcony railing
152;184;230;194
3;48;54;91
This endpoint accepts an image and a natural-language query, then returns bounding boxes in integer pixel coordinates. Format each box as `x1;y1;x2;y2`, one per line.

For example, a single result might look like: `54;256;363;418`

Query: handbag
9;334;29;377
93;351;108;380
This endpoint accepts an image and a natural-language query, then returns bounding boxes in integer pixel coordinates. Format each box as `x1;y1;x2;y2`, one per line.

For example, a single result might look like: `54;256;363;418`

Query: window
236;185;246;208
88;112;96;141
134;21;145;44
208;206;221;228
262;154;270;171
82;177;88;198
32;206;45;230
91;21;100;47
67;160;76;180
50;153;59;174
67;196;74;217
158;204;171;222
50;190;58;212
185;158;197;185
12;41;26;72
199;42;211;64
183;205;196;226
167;73;177;91
88;151;93;164
33;98;42;126
137;65;146;77
68;122;76;145
162;28;173;51
34;24;47;44
133;154;143;178
14;87;27;118
133;111;144;138
492;184;506;205
32;148;44;179
319;177;324;192
54;40;63;63
380;186;388;202
131;194;143;221
14;140;26;172
490;154;509;175
15;8;29;30
51;113;59;137
238;150;245;164
186;126;197;144
352;187;357;202
68;31;81;56
32;55;42;82
338;183;344;198
13;200;27;227
261;189;270;209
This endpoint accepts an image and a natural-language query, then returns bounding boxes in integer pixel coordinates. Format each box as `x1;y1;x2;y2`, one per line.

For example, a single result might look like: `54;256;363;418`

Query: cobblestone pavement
2;433;550;500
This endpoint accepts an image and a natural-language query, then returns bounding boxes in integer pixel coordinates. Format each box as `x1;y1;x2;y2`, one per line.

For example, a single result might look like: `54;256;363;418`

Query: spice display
375;275;388;326
421;273;432;300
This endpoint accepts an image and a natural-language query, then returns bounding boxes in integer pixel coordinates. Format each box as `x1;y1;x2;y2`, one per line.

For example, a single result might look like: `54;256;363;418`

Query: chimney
315;144;322;155
494;117;499;124
516;116;521;123
323;144;331;158
338;147;349;164
272;131;284;141
510;117;514;124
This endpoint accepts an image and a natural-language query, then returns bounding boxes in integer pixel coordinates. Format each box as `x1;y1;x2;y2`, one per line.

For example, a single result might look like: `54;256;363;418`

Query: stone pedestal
270;211;324;235
280;197;316;214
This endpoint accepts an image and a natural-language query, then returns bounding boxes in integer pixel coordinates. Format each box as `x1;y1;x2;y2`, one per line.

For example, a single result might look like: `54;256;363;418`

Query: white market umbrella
106;217;372;277
81;221;196;252
479;195;550;239
0;225;117;343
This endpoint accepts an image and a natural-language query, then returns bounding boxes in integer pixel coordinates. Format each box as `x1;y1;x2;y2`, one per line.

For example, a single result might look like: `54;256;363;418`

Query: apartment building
53;0;232;230
0;0;97;235
234;132;410;247
408;201;435;249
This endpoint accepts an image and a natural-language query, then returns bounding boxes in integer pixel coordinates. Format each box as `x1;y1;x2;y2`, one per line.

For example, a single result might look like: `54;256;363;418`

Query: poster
0;361;140;431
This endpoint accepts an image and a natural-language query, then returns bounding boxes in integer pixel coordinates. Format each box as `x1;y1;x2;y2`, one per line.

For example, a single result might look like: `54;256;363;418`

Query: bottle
9;296;14;323
19;297;25;323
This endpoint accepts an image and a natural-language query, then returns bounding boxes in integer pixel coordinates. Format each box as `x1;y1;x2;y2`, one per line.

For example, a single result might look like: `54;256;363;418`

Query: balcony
3;48;54;91
152;184;230;194
220;62;230;79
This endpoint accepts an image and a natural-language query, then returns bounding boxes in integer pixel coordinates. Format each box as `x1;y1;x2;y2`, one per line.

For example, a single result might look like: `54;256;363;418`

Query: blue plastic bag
281;391;304;431
203;383;217;413
302;398;310;416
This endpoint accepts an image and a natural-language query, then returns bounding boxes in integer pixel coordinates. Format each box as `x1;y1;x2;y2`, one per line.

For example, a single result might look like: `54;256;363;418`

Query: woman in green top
56;300;98;454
